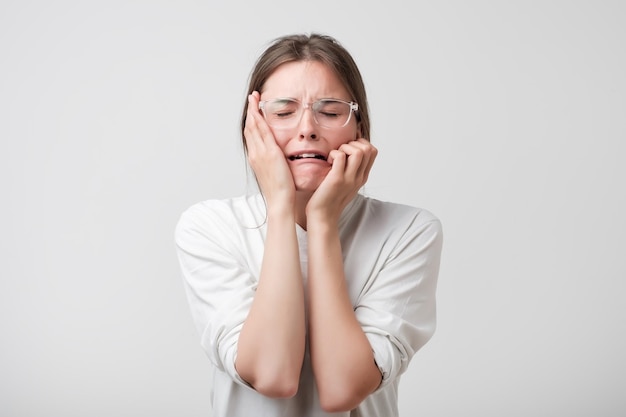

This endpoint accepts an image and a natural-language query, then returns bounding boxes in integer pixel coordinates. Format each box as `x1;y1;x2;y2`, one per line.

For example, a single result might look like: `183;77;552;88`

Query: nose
298;106;318;140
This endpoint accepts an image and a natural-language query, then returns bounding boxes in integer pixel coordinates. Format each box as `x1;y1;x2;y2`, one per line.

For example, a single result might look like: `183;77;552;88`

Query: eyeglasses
259;98;358;129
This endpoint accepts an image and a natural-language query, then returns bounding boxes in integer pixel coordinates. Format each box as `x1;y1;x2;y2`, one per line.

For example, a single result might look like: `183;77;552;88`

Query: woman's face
260;60;360;194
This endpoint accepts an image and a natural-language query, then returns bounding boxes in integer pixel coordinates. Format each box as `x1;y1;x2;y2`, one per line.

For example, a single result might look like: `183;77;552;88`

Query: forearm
306;219;381;411
236;207;306;397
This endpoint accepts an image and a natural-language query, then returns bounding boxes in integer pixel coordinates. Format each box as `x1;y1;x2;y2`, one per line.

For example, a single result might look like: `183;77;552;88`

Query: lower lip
289;158;328;165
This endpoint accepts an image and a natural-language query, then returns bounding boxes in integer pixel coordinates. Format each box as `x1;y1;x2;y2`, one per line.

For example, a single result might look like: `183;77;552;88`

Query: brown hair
240;33;370;152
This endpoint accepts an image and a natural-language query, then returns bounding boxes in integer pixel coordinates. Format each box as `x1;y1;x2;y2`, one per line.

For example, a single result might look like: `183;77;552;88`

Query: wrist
267;202;296;223
305;211;339;232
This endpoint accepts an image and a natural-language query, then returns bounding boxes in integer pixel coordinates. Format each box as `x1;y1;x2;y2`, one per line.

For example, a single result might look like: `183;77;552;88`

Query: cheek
326;125;359;147
269;128;291;150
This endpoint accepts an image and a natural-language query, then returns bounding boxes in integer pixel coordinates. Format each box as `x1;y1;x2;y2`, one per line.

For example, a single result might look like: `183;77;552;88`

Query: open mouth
288;153;327;161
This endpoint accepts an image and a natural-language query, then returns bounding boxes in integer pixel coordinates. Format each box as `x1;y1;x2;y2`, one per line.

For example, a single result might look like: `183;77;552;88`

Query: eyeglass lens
262;99;353;129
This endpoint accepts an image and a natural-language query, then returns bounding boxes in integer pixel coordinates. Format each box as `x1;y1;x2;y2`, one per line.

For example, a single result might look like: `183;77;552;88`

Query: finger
245;94;263;131
355;139;378;181
340;140;377;186
338;142;365;178
327;149;346;175
245;93;276;159
246;92;262;124
247;93;279;149
348;139;377;178
244;94;263;155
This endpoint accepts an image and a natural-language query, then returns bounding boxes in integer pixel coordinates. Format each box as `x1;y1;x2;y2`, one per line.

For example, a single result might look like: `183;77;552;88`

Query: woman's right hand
244;91;296;210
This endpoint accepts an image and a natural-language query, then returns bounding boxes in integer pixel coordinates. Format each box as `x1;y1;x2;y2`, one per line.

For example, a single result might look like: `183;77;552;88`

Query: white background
1;1;624;416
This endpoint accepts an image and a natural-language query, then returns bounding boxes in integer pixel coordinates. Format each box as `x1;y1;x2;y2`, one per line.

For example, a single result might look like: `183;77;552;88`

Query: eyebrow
265;97;352;103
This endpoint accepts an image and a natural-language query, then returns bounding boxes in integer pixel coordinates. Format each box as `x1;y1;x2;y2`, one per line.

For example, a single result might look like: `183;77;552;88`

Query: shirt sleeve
174;201;256;388
354;213;443;388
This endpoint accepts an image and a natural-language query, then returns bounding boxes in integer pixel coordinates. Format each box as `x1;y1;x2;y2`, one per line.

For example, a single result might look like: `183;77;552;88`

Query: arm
307;218;382;412
234;92;306;397
355;215;442;388
235;205;305;397
306;139;381;411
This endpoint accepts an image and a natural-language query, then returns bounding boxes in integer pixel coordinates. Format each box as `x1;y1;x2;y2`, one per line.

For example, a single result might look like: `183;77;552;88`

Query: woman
175;33;443;417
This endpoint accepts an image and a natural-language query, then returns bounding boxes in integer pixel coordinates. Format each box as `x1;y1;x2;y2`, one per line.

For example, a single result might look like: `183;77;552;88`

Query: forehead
261;60;350;100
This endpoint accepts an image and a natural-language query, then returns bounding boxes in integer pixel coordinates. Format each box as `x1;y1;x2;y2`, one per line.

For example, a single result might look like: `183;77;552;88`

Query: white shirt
175;193;443;417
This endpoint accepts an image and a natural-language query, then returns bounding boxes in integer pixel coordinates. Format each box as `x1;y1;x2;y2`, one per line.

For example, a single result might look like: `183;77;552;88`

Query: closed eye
275;111;295;118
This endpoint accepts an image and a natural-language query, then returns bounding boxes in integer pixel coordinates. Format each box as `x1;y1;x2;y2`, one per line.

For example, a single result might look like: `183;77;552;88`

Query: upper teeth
290;153;326;161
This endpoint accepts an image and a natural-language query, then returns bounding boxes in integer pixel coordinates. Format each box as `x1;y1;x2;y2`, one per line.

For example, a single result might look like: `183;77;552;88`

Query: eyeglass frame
258;97;359;129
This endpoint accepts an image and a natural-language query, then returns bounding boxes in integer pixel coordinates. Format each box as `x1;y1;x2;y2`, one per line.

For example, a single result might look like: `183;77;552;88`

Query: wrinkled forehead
260;60;350;101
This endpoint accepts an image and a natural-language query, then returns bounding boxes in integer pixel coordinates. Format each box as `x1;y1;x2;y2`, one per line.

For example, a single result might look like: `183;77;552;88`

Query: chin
294;176;324;193
291;167;329;193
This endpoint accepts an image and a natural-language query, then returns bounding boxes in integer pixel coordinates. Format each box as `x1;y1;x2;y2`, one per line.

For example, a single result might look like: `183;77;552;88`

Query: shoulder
358;195;442;234
341;195;443;258
175;194;265;243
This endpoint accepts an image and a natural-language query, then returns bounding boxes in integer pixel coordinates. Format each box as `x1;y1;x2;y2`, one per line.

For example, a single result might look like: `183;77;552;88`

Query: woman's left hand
306;138;377;224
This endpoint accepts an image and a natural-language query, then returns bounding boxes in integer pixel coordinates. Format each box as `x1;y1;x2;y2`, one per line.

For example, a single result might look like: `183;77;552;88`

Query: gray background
1;1;624;416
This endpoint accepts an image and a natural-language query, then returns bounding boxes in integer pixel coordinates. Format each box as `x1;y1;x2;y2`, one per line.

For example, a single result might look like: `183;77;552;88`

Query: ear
356;121;364;139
